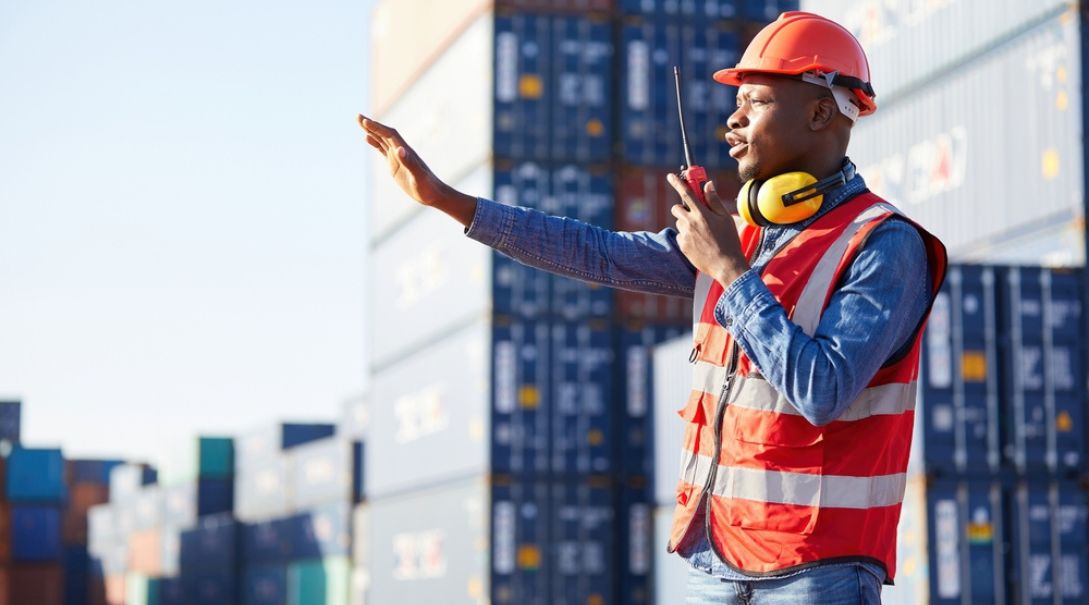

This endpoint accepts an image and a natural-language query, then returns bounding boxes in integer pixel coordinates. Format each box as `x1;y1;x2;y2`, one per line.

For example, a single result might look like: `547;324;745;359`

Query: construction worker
360;11;945;605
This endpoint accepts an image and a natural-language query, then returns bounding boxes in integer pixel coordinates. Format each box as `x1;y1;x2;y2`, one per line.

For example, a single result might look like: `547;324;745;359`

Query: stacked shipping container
364;1;799;603
797;0;1089;602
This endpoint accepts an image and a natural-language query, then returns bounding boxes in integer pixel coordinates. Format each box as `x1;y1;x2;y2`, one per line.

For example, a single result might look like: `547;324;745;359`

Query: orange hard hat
714;11;877;118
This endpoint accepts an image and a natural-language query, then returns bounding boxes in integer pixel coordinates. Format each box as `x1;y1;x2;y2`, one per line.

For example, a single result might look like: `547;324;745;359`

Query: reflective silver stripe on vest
692;272;715;332
727;376;917;421
793;203;899;336
691;360;730;397
690;454;907;509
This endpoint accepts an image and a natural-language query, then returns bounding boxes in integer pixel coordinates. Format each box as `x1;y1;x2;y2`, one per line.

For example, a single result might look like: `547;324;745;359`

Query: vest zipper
702;341;739;557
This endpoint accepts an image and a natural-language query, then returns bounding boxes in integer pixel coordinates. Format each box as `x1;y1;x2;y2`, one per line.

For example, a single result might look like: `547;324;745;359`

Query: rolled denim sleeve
466;196;697;297
713;219;931;425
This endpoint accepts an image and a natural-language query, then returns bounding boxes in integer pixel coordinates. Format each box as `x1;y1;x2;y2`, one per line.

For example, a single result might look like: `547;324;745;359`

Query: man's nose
727;107;746;132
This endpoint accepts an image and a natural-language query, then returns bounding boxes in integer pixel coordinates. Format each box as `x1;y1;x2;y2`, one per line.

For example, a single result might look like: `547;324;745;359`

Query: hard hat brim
712;67;877;116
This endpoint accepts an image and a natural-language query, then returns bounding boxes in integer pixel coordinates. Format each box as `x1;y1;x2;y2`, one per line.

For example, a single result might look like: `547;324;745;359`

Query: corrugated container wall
842;10;1085;262
652;334;694;506
368;13;493;242
801;0;1072;102
914;265;1002;477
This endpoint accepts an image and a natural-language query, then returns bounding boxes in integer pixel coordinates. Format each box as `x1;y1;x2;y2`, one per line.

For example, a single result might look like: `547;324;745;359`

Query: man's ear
810;96;837;131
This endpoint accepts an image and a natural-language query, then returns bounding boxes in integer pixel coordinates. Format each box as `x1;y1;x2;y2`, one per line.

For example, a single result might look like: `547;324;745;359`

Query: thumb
703;181;724;215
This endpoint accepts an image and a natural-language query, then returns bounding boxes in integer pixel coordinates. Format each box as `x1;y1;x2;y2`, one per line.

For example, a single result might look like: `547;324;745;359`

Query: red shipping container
0;503;10;564
63;483;109;545
87;575;106;605
0;567;9;605
615;166;740;325
9;564;62;605
128;528;163;575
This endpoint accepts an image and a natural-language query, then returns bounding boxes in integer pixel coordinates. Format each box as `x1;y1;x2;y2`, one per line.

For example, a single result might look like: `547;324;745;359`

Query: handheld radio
673;66;709;209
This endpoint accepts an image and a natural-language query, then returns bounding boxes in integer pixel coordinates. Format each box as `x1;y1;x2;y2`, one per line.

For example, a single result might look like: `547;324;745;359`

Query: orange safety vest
668;191;947;581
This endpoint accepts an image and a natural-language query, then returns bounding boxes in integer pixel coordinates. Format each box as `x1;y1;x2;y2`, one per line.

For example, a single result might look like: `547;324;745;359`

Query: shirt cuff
464;197;511;247
713;270;772;331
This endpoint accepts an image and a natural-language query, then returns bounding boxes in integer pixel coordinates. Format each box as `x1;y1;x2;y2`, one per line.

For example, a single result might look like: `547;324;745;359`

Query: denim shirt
465;166;930;585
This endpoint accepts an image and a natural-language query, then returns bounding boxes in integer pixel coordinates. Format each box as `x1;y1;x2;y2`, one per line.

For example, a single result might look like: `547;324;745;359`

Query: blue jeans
685;564;883;605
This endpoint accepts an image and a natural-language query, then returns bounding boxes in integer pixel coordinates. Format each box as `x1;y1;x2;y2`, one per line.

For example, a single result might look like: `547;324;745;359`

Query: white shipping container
287;437;359;510
652;333;694;507
849;12;1084;260
369;14;494;243
802;0;1072;102
369;163;494;369
234;456;291;523
653;505;691;605
367;318;492;499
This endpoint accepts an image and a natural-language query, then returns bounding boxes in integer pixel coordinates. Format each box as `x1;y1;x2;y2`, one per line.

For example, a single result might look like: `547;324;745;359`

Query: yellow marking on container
967;521;993;543
519;75;543;99
1058;65;1068;82
1057;90;1069;111
518;544;541;569
903;557;917;576
1042;148;1060;180
960;351;987;381
587;594;605;605
519;386;540;409
586;119;604;137
467;576;483;598
1057;410;1073;432
587;429;604;446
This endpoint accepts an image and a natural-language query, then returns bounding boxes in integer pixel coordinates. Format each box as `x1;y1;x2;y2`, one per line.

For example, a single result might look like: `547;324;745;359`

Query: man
360;11;945;605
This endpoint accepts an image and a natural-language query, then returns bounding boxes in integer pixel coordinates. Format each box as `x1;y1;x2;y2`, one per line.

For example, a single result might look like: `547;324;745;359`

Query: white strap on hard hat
800;71;861;122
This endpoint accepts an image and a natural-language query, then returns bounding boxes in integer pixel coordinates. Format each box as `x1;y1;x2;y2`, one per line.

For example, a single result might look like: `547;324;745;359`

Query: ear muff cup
737;171;825;226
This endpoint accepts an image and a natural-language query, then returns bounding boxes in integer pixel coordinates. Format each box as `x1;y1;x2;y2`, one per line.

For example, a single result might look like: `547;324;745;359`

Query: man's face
724;74;826;182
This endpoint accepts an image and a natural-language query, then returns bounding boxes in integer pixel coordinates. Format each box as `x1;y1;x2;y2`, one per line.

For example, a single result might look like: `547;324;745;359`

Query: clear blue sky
0;0;374;464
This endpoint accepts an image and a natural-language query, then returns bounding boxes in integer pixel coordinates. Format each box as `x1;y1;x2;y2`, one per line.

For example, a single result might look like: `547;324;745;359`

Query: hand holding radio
669;66;748;286
668;175;749;287
358;114;477;227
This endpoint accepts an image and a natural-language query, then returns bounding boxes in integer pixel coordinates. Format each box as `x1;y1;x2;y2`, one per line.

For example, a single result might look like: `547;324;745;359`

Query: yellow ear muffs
737;171;826;227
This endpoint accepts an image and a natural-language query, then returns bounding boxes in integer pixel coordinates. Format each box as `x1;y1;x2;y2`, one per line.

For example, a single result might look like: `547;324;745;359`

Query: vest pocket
718;470;822;535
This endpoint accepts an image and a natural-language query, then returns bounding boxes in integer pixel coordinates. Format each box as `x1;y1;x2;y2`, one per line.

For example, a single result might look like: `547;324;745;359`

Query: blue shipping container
243;564;288;605
493;162;554;319
550;479;613;605
999;266;1087;474
179;513;239;572
918;265;1001;476
69;459;125;485
617;325;687;478
616;481;653;605
1009;480;1089;604
159;577;185;605
550;15;612;162
620;0;739;19
64;545;89;605
925;478;1006;604
550;165;614;320
179;571;236;605
12;504;63;561
492;319;552;477
6;446;67;502
743;0;797;21
620;18;740;167
242;517;294;565
288;501;351;560
550;321;614;475
494;12;552;161
0;400;20;443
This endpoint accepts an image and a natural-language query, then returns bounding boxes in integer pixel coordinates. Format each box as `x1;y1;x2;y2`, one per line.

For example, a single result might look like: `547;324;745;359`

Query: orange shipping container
127;529;163;575
104;574;125;605
63;483;110;545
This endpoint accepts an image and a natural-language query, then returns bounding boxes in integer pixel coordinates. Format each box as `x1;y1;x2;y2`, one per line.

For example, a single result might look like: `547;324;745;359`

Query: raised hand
358;114;477;227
